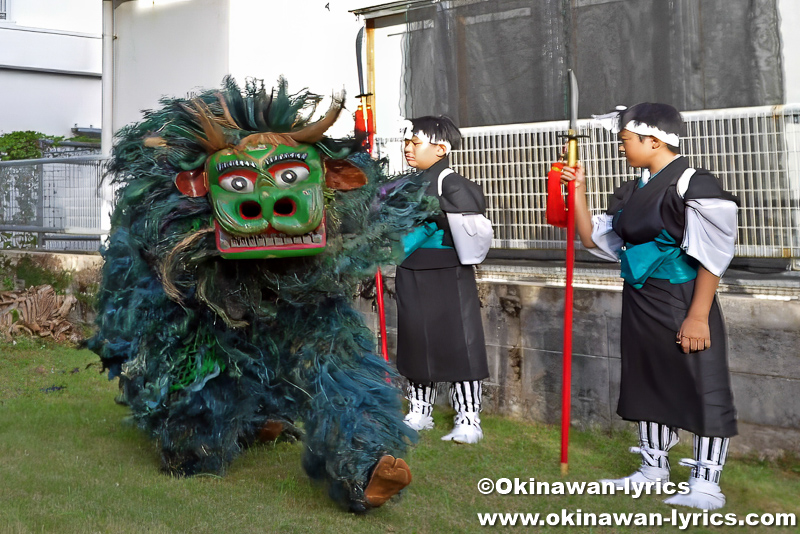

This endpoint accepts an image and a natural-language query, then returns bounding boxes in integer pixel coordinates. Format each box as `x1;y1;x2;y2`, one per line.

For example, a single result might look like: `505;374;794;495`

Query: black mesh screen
402;0;783;127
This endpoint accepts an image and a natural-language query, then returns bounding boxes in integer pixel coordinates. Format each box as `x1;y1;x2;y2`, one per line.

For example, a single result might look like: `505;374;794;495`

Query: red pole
355;29;388;364
357;97;388;362
375;267;389;361
561;134;578;476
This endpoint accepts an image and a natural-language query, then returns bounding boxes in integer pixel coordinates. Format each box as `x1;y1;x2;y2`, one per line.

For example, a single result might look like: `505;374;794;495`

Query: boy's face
618;130;653;168
404;136;446;170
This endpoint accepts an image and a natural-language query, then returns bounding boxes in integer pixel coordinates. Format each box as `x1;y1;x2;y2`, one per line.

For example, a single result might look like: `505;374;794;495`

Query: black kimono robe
395;158;489;384
600;156;738;437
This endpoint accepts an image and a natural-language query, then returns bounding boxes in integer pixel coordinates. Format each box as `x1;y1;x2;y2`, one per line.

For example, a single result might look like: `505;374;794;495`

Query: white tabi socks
441;380;483;444
601;422;679;489
403;381;436;431
664;435;729;510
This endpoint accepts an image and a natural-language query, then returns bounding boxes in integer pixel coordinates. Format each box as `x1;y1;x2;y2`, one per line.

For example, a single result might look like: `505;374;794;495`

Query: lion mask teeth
215;220;326;259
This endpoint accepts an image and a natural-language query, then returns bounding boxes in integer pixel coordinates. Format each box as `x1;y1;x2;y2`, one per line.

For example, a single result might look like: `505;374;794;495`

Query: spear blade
568;69;579;135
355;26;367;97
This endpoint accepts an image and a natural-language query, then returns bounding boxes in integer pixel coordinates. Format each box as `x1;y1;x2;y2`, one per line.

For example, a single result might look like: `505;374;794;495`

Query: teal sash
619;230;697;288
400;223;437;257
419;228;450;249
397;223;450;262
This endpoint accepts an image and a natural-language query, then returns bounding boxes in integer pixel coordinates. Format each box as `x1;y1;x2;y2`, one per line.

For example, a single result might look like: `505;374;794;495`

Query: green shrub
12;255;73;293
0;255;14;289
0;131;63;161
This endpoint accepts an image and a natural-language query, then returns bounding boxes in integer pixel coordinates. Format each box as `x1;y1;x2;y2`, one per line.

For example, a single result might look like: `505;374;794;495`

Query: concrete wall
358;266;800;458
0;0;102;137
0;250;102;274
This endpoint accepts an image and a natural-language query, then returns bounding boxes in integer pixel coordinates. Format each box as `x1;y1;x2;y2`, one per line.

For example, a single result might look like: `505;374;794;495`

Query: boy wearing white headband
561;103;739;510
396;115;489;444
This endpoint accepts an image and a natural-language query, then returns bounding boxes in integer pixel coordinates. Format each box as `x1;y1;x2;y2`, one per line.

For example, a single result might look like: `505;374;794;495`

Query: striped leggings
407;380;482;417
638;421;729;483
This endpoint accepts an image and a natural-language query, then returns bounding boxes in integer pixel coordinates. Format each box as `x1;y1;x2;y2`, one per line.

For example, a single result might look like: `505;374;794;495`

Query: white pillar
101;0;114;158
780;0;800;103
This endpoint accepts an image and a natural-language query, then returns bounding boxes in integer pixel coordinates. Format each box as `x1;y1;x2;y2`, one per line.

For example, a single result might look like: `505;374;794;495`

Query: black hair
619;102;684;153
409;115;462;150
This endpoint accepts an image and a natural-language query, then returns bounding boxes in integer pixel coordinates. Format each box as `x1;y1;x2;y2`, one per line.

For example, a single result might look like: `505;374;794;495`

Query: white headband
592;108;680;146
622;120;681;147
400;120;452;154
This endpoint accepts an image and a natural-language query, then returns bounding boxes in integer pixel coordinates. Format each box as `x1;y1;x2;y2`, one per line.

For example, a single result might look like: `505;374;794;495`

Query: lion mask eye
219;174;255;193
269;162;310;189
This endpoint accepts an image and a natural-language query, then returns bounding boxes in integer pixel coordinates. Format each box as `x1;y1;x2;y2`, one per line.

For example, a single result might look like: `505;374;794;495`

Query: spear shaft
561;70;579;475
355;26;388;362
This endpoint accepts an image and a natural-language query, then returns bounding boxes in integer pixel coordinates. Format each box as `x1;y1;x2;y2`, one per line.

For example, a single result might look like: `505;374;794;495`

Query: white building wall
371;14;406;141
370;14;409;169
110;0;367;137
109;0;800;146
227;0;364;137
0;25;101;75
0;0;102;137
1;70;102;136
5;0;101;34
110;0;230;132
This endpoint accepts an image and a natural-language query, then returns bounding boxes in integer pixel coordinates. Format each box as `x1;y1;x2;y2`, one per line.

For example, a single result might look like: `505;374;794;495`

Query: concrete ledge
0;250;102;272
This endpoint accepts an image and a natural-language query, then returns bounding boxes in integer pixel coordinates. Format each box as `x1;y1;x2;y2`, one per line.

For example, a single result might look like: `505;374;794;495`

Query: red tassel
355;101;375;155
546;161;568;227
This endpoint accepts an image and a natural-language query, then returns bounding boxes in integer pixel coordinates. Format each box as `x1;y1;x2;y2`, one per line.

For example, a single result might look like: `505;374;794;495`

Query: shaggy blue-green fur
88;78;437;512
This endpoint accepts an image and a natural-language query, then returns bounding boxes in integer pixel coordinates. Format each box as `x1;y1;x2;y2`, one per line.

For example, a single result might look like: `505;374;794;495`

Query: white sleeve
588;214;623;262
682;198;738;277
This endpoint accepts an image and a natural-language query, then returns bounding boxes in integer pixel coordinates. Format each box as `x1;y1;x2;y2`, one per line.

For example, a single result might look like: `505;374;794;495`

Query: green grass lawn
1;337;798;533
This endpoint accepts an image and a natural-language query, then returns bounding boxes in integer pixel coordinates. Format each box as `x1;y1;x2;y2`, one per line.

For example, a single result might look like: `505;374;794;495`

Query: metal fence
3;105;799;259
376;104;800;261
0;156;111;252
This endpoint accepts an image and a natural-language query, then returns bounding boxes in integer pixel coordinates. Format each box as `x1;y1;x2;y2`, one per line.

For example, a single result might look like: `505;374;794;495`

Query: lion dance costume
88;77;437;512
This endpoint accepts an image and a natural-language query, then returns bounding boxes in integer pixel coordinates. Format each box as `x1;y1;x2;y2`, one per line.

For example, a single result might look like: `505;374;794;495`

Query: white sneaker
600;465;670;490
441;423;483;444
403;412;434;431
664;477;726;510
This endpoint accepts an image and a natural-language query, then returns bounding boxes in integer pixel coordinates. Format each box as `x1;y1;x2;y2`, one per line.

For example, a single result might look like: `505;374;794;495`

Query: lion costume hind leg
272;297;415;512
